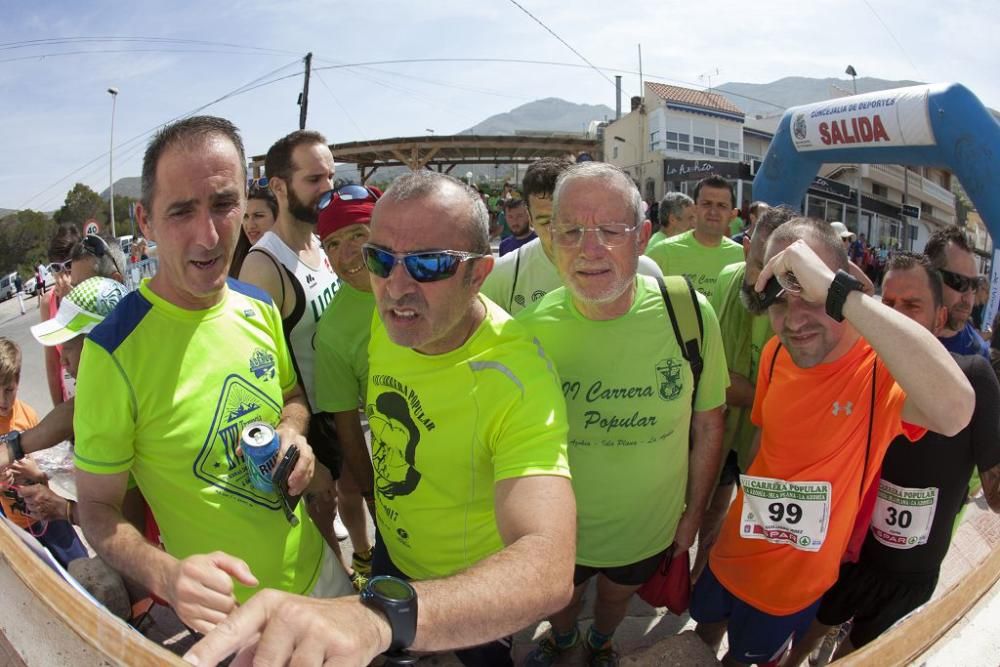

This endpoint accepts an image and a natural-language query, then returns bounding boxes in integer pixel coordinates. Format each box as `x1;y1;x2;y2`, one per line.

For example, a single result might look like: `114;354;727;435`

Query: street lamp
107;87;119;238
425;128;435;135
844;67;862;234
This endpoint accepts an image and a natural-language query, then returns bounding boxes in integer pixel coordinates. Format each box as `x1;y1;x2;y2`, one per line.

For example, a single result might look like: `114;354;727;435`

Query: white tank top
252;231;339;410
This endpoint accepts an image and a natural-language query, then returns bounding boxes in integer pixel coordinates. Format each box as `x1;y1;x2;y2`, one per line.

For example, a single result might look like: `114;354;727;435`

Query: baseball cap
830;221;856;240
31;277;128;346
316;185;382;242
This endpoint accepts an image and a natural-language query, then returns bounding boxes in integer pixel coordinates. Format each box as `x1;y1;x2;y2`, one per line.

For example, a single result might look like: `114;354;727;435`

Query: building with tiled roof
644;82;745;120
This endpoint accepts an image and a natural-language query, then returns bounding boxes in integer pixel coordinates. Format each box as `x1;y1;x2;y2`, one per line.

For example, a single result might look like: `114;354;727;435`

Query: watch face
371;576;414;601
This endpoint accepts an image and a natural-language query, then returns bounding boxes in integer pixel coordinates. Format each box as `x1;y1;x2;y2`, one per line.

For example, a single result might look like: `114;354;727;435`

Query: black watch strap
3;431;24;462
361;576;418;654
826;269;864;322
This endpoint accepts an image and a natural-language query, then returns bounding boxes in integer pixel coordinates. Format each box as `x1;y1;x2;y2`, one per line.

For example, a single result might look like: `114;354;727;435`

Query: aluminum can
241;421;280;492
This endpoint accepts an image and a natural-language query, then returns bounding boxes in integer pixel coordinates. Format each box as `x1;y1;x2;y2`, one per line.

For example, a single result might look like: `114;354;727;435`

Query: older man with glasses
924;226;990;360
518;162;727;666
189;170;576;667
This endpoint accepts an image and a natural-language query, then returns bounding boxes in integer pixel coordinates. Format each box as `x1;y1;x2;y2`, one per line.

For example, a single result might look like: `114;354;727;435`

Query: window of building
718;139;738;159
921;202;934;218
825;202;844;223
649;130;661;152
666;131;690;152
807;195;826;221
910;224;919;242
692;136;716;156
871;183;889;198
612;145;619;160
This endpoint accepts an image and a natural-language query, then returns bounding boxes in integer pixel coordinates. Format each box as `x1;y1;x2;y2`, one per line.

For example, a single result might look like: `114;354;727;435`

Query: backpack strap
508;247;523;312
655;275;704;405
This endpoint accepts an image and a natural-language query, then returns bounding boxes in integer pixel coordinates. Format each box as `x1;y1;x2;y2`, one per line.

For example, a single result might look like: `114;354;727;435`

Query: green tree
53;183;105;227
0;209;55;276
110;194;137;236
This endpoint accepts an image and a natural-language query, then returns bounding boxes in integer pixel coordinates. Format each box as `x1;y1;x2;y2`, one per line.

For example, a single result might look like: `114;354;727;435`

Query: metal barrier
125;257;158;292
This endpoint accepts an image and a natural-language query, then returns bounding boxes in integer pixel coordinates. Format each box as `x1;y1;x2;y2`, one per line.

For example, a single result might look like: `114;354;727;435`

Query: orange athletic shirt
0;399;40;529
709;336;925;615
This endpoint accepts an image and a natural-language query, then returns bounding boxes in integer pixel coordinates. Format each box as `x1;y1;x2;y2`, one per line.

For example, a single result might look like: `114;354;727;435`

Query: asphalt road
0;290;57;414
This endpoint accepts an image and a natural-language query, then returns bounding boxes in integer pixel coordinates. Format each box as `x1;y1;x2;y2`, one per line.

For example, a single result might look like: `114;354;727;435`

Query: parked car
0;272;17;301
22;277;36;294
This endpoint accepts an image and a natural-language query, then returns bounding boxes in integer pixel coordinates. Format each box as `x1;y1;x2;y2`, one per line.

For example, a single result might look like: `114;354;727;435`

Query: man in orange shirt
690;218;975;666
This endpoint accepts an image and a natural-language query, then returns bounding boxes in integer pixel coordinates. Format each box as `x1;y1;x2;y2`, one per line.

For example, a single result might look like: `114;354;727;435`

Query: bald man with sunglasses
189;171;576;667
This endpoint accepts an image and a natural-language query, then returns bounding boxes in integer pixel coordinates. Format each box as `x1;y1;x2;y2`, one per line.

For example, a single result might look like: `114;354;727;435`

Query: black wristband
825;269;864;322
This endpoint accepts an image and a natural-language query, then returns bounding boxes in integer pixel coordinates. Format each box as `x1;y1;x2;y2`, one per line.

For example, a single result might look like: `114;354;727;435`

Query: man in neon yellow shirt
314;183;381;588
645;175;745;300
189;171;577;667
519;162;727;666
73;116;350;636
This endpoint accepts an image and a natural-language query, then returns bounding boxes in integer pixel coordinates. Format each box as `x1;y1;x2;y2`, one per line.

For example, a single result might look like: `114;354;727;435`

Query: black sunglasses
75;234;123;276
317;185;379;212
361;244;485;283
939;268;977;293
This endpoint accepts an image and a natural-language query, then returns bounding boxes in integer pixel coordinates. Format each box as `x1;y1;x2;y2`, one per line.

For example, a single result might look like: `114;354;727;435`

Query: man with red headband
314;183;381;589
239;130;348;559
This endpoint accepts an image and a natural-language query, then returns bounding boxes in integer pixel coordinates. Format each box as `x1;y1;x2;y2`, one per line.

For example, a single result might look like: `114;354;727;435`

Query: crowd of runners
0;115;997;667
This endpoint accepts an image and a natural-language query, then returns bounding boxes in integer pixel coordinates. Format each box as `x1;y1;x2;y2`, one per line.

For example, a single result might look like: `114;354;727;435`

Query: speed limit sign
84;219;100;236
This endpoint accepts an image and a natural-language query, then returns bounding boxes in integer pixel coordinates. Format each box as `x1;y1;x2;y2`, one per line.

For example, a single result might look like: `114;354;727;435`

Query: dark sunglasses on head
76;234;123;276
939;268;978;293
361;244;485;283
317;185;379;212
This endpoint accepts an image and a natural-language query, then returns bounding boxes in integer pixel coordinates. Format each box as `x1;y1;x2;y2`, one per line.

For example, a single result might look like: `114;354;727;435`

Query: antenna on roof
698;67;721;93
637;44;644;98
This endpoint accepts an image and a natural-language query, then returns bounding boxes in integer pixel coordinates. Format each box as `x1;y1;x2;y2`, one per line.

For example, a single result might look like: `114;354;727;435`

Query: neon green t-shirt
73;279;323;602
517;276;729;566
366;296;571;580
645;230;745;300
315;283;376;412
710;262;774;471
647;230;667;249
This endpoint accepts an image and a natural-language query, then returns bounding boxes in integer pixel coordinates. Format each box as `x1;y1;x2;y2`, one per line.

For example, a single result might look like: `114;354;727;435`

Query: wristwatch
826;269;865;322
361;575;418;659
1;430;25;463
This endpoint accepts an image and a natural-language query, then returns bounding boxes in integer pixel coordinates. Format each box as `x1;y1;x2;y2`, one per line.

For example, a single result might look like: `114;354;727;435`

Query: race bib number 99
739;475;831;552
870;480;938;550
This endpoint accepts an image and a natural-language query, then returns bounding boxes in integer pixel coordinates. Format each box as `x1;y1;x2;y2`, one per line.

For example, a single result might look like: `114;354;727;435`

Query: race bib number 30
739;475;831;552
870;480;938;550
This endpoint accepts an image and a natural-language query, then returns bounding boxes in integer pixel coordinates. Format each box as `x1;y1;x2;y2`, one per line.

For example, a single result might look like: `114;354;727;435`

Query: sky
2;0;998;211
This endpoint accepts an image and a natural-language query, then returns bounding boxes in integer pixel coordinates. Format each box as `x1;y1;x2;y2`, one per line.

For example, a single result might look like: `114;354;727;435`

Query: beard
946;302;971;330
287;185;318;224
740;279;769;315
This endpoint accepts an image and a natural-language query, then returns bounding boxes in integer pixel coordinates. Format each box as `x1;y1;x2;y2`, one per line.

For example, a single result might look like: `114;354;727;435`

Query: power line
506;0;616;87
0;36;298;56
19;58;303;210
859;0;921;76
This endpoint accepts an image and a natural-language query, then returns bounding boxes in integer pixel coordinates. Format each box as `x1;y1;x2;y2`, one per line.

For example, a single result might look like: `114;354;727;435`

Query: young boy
0;337;87;568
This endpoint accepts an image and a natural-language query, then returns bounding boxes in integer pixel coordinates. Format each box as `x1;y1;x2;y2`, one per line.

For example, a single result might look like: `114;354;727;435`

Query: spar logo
819;115;891;146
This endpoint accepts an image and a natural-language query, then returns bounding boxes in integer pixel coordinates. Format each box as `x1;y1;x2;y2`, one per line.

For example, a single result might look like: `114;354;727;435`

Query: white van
0;272;17;301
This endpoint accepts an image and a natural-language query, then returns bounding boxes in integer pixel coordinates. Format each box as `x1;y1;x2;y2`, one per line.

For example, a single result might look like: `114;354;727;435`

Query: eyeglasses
361;244;485;283
939;268;978;293
551;223;638;248
74;235;123;276
47;259;72;274
317;185;379;212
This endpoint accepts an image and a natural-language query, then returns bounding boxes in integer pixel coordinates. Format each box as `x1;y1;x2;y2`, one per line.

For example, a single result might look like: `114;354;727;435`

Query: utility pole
298;52;312;130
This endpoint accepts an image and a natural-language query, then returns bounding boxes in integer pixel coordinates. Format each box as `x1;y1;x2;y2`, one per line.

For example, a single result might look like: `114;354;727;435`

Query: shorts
816;561;937;647
690;565;820;664
308;414;343;479
573;547;669;587
718;449;741;487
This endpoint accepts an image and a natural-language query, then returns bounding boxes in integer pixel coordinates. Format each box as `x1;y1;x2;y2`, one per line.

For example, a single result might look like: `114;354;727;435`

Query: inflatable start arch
753;82;1000;326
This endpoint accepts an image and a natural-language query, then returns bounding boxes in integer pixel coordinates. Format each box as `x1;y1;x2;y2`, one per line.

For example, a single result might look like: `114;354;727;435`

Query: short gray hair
552;162;642;227
71;236;127;279
658;191;694;228
380;171;490;254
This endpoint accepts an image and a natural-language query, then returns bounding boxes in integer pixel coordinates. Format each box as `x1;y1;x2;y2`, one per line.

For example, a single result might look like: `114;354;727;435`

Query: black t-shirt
860;353;1000;577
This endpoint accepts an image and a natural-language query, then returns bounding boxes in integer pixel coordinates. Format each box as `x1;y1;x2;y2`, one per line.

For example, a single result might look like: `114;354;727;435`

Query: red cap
317;187;382;241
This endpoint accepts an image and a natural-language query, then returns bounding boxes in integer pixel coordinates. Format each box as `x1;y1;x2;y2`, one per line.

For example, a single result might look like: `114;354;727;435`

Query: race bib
739;475;831;552
870;480;938;550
